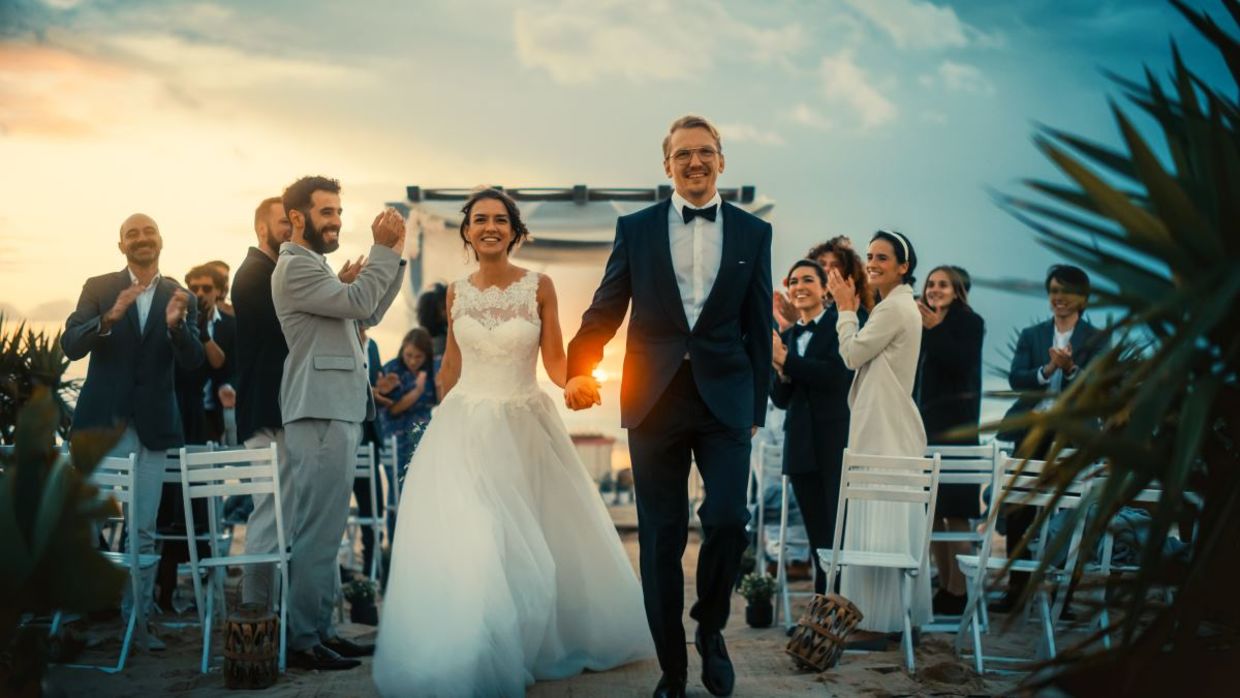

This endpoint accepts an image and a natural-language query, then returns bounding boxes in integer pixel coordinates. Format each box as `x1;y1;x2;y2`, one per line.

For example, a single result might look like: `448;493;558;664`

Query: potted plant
738;572;777;628
343;579;378;626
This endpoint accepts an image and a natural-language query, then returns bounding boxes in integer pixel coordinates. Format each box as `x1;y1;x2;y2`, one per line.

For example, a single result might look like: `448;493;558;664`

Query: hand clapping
826;269;859;312
371;207;407;251
165;289;190;328
771;330;788;369
917;299;947;329
338;255;367;284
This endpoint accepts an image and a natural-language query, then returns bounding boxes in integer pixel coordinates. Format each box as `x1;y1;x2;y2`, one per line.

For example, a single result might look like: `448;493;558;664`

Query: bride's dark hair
459;188;530;260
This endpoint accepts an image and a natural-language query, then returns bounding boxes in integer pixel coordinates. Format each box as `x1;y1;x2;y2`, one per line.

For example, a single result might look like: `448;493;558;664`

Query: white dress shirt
794;308;827;356
130;269;160;333
668;190;724;330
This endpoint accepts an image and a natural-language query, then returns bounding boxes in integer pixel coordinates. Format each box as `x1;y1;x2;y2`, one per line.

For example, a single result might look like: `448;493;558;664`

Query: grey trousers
241;428;294;609
107;426;167;626
284;418;359;652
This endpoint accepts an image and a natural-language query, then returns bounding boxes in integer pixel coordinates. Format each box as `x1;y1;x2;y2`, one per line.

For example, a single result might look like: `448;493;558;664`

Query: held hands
826;269;859;312
917;299;947;330
564;375;601;411
338;256;367;284
165;289;190;329
371;207;406;251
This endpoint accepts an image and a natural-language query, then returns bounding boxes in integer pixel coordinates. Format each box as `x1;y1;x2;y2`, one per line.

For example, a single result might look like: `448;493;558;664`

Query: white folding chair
774;473;816;630
1082;475;1163;650
58;453;160;672
819;450;942;672
923;442;1003;632
180;444;289;674
344;441;382;581
954;454;1092;673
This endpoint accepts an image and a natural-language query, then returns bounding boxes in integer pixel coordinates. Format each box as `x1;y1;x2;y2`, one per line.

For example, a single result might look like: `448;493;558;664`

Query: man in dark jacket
233;196;295;610
62;212;203;650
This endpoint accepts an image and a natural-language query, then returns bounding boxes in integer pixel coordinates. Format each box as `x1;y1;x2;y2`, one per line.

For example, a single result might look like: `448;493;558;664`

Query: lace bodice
450;270;542;400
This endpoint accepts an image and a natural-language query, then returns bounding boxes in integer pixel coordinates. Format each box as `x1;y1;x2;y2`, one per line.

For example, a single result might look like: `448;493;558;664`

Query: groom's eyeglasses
668;147;719;164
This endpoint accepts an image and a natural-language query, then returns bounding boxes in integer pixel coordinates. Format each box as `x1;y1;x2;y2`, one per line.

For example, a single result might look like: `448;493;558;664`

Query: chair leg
201;573;215;674
1038;590;1056;660
970;605;984;674
115;603;138;673
901;573;915;673
278;561;290;673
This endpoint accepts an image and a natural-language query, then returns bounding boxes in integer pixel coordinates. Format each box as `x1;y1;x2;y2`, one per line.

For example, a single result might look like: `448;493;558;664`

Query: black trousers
627;362;751;679
788;470;841;595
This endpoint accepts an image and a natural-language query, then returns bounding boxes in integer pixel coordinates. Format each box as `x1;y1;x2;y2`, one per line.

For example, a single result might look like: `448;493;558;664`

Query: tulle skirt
372;389;653;697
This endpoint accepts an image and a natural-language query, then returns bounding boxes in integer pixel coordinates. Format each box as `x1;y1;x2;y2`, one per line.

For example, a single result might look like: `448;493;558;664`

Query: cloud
24;299;74;322
718;123;784;146
820;52;897;129
839;0;1001;50
785;103;834;131
512;0;804;84
918;60;995;94
919;109;948;125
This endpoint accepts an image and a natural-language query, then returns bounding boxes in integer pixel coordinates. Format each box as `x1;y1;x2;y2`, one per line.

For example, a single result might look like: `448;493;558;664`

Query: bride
372;188;653;696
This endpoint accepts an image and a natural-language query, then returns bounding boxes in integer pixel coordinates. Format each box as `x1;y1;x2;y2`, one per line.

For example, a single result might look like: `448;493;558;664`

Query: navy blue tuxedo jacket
567;198;773;430
62;268;204;450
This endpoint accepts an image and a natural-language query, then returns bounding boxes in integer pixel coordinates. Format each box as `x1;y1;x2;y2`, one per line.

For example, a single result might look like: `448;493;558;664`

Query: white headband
879;229;909;261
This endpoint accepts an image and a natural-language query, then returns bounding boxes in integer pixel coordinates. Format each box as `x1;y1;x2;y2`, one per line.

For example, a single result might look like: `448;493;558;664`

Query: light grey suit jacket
272;242;405;424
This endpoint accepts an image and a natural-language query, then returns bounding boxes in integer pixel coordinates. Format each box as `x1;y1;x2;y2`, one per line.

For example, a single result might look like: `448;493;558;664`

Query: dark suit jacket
567;199;773;430
770;306;858;476
175;310;236;444
62;268;204;450
1003;317;1105;425
232;247;287;443
916;302;984;444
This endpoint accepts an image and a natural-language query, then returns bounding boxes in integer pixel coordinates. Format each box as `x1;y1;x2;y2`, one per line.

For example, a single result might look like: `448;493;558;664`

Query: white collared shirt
128;269;161;333
794;307;827;356
668;190;724;331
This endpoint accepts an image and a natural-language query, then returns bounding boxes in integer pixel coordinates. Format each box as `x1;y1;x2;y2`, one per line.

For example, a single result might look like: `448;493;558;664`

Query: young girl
376;327;437;533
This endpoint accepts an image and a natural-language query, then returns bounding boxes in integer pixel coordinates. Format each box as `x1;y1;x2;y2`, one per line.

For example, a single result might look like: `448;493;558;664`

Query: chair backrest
925;442;1000;487
830;450;942;570
90;453;139;559
164;443;215;482
179;444;285;561
354;441;377;479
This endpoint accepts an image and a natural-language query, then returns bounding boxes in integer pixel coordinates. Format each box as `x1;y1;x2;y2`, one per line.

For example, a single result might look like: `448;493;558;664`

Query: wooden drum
224;603;278;689
785;593;863;672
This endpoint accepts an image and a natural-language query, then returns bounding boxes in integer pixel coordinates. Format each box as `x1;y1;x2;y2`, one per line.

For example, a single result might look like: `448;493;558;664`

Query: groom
565;115;773;698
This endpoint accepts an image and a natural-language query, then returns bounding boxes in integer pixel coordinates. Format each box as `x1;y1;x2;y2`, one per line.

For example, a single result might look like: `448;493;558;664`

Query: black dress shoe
932;590;967;616
322;636;375;657
695;628;735;697
288;644;362;671
653;673;687;698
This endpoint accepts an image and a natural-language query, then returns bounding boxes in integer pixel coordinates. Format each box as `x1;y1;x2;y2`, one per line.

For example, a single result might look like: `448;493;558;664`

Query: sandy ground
44;506;1047;697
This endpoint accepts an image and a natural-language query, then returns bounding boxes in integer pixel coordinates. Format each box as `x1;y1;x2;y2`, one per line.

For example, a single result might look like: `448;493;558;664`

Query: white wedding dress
372;271;653;697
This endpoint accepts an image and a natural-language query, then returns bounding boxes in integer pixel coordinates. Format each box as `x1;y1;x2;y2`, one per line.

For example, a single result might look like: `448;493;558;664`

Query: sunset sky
0;0;1230;379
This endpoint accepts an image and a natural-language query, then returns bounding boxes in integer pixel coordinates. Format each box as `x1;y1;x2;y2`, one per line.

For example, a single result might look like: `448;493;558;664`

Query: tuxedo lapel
696;202;740;325
650;199;690;332
142;278;171;343
115;268;142;339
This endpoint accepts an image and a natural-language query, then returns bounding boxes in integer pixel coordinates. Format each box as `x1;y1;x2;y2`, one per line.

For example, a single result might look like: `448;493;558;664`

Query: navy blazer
62;268;205;450
1003;317;1105;424
231;247;288;443
175;310;236;443
567;198;773;430
770;306;858;475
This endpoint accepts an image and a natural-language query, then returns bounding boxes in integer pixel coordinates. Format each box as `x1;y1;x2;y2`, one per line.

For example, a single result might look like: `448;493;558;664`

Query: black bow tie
793;320;817;336
682;204;718;224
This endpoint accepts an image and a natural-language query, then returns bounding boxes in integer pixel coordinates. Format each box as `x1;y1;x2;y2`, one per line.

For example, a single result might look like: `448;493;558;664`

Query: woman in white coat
826;230;931;636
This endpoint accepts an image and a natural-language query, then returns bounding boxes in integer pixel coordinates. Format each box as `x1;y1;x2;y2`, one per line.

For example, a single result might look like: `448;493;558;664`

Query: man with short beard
62;212;204;651
271;176;406;670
